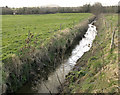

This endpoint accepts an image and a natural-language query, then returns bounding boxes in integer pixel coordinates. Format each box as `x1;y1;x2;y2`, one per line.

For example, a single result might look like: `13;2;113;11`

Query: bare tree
90;2;103;16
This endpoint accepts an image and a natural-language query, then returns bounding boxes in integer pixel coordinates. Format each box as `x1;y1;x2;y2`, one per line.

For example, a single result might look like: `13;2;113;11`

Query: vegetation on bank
60;14;118;93
2;13;92;60
2;13;94;93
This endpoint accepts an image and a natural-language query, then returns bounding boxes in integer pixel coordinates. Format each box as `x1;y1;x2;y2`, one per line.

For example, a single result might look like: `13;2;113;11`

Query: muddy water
31;23;97;94
16;22;97;94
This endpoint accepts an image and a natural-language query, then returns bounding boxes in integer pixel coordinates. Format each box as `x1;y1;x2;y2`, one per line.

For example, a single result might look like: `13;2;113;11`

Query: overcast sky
0;0;119;8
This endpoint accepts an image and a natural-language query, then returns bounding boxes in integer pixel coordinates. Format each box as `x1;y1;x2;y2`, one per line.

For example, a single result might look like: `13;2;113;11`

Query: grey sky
0;0;119;8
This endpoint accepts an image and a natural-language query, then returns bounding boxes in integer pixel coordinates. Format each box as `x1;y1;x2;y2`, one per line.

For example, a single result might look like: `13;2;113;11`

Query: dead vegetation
59;14;119;94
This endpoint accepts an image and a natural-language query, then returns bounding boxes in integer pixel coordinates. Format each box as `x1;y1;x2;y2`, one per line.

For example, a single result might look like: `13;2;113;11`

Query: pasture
2;13;92;60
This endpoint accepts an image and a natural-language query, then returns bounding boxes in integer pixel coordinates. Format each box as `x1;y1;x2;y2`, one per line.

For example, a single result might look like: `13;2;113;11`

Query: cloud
0;0;119;8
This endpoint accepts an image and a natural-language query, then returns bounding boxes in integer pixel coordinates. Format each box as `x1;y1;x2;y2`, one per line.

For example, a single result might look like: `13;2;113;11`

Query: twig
43;81;52;95
44;47;63;87
55;72;63;87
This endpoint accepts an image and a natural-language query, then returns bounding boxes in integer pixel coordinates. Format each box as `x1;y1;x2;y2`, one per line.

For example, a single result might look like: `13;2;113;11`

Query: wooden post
110;28;116;50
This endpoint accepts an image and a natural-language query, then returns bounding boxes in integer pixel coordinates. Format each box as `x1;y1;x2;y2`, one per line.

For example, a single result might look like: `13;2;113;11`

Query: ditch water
17;21;97;94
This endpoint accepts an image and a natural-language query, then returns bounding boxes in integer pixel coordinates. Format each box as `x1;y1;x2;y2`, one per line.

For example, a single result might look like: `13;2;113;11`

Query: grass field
2;13;92;60
61;14;118;93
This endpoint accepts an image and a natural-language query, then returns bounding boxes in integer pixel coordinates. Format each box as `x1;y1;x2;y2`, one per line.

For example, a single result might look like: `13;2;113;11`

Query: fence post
110;28;116;50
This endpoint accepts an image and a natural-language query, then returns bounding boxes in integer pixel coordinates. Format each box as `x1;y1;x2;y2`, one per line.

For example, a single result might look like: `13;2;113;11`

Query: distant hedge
1;3;118;15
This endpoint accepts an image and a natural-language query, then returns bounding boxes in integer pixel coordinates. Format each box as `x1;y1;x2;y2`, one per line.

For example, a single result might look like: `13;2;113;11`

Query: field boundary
2;15;95;93
59;14;119;93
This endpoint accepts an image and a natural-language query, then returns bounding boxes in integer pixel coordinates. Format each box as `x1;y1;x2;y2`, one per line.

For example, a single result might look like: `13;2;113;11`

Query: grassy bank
60;14;118;93
2;13;95;93
2;13;92;60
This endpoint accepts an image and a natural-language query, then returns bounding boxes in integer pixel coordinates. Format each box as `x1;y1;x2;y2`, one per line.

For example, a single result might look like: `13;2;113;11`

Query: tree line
1;2;118;15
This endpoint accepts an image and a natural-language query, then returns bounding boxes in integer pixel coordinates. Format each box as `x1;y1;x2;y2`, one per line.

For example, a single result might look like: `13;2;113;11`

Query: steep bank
2;15;95;93
59;14;118;94
26;20;97;93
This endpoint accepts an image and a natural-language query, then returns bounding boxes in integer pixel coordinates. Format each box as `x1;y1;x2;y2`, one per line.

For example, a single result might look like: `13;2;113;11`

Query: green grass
2;13;92;60
62;14;118;93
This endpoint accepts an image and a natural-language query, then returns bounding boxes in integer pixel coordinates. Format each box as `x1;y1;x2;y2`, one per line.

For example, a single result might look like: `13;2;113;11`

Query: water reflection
36;23;97;93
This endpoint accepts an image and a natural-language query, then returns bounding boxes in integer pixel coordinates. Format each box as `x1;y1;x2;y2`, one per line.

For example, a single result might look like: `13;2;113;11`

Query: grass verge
60;14;119;94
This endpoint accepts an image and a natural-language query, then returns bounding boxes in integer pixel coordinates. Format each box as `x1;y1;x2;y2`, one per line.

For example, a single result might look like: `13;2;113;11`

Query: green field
2;13;92;60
